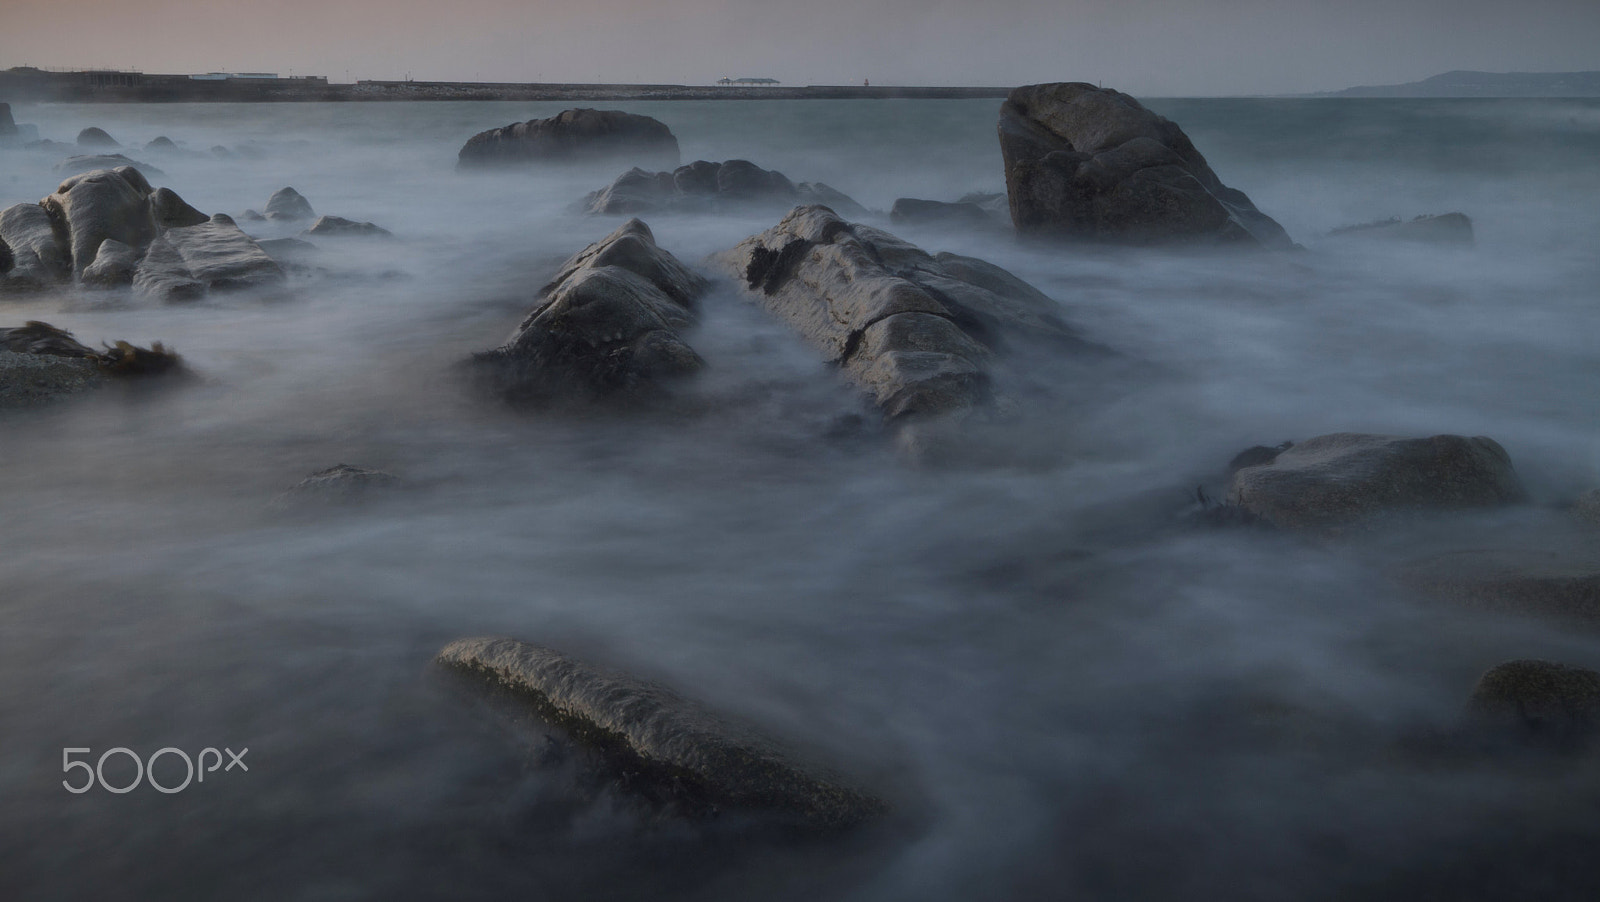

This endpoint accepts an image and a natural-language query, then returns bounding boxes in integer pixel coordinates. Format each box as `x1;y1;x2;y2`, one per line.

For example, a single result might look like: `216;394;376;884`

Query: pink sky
2;0;1598;95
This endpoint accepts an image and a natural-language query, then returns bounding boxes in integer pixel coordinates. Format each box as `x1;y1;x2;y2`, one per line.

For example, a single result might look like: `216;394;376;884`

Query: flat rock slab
135;214;285;300
473;218;707;404
1396;549;1600;626
1226;433;1527;532
459;108;679;169
435;637;886;831
999;83;1292;247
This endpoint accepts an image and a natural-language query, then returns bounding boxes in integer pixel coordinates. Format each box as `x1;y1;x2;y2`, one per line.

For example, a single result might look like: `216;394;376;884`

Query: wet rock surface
472;218;707;404
459;108;680;169
1225;433;1527;532
41;166;159;277
75;127;119;148
999;83;1293;247
134;214;285;300
80;239;139;288
584;160;861;216
0;203;70;288
434;637;887;831
711;205;1104;442
264;187;316;221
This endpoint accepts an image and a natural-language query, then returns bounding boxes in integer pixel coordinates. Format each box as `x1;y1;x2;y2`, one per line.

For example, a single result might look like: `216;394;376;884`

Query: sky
2;0;1599;95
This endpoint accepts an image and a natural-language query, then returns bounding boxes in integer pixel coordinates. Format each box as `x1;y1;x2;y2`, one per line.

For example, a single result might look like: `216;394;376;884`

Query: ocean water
2;96;1599;900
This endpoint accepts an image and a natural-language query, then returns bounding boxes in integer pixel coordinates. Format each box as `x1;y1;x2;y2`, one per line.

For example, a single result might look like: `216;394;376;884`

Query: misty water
3;96;1600;900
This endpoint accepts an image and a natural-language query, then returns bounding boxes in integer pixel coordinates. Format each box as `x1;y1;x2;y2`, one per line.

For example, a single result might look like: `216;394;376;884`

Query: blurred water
2;97;1599;900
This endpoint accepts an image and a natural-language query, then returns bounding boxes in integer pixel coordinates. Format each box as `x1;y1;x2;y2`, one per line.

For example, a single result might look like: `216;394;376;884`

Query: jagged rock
80;239;139;288
301;215;391;238
890;198;1001;228
1466;660;1600;750
1396;549;1600;627
1226;433;1527;532
998;83;1293;247
270;464;399;510
150;187;209;229
265;187;315;221
40;166;157;276
53;154;165;179
76;127;119;148
133;214;285;301
0;203;70;288
459;108;680;169
1328;213;1475;246
711;205;1100;432
584;160;862;217
472;218;707;404
434;637;887;830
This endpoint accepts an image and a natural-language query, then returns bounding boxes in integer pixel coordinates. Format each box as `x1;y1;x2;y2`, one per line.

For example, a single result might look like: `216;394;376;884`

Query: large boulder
53;154;165;179
40;166;158;276
264;187;315;221
1225;433;1527;532
0;203;70;288
76;127;119;148
458;108;680;169
711;205;1101;432
434;637;886;830
584;159;863;216
472;218;708;404
998;83;1292;247
133;214;285;301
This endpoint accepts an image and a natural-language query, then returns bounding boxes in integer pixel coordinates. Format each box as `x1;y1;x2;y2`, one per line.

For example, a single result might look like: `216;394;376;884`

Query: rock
471;218;707;404
0;103;17;140
270;464;399;510
40;166;157;276
583;160;863;217
53;154;165;179
998;83;1293;247
459;108;680;169
434;637;886;830
1225;441;1294;477
710;205;1101;431
76;127;119;148
889;198;1001;228
1466;660;1600;750
0;203;70;288
1396;549;1600;627
150;187;209;229
80;239;139;288
264;187;315;221
958;192;1010;216
134;214;285;300
144;136;177;151
0;238;9;275
240;210;266;222
1225;433;1527;532
0;350;104;406
210;145;234;159
1328;213;1475;246
256;237;319;265
798;182;870;218
302;215;391;238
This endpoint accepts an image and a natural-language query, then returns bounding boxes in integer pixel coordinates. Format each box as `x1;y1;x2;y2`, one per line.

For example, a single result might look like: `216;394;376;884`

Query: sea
2;96;1599;900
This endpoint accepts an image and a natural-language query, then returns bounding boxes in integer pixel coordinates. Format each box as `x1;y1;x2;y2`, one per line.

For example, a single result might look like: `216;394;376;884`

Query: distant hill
1325;70;1600;98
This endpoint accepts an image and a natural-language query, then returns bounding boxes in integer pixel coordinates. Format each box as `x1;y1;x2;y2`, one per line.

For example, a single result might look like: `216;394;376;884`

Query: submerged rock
711;205;1103;453
76;127;119;148
53;154;165;179
134;214;285;301
1225;433;1526;532
264;187;315;221
0;103;15;140
301;215;391;238
459;108;680;170
144;136;178;151
41;166;159;277
1466;660;1600;751
1328;213;1475;246
998;83;1293;247
434;637;886;830
472;218;707;405
1396;549;1600;627
889;198;1002;228
583;159;862;216
271;463;399;510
